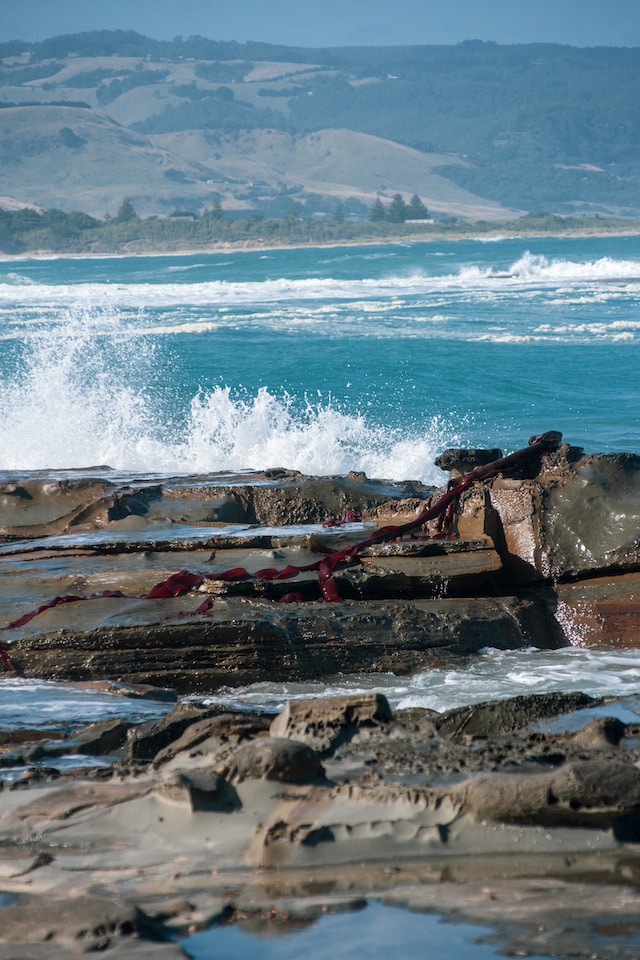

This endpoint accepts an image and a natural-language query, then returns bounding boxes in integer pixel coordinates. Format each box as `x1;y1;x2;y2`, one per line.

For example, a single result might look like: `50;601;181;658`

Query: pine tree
209;197;224;220
407;193;429;219
387;193;407;223
116;197;137;222
369;197;386;222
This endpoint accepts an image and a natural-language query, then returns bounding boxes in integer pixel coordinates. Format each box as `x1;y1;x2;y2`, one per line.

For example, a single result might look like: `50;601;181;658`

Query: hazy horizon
2;0;639;48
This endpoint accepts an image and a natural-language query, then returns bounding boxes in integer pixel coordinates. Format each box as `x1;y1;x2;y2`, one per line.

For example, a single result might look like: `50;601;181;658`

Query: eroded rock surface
269;692;393;754
1;691;640;956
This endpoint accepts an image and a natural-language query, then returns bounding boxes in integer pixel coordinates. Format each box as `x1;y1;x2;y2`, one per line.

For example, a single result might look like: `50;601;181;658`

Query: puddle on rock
180;901;552;960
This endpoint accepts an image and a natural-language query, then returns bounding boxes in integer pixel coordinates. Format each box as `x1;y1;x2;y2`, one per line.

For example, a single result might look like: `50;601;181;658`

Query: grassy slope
0;53;519;219
0;104;220;217
151;129;519;219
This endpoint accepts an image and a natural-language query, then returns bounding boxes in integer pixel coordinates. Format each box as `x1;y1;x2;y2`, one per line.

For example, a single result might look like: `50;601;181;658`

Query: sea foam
2;252;639;315
0;306;455;482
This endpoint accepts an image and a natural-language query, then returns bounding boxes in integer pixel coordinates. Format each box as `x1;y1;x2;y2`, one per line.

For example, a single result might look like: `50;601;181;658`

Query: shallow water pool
180;901;552;960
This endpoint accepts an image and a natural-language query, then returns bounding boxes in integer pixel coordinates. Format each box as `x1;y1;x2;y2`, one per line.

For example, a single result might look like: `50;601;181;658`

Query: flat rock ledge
2;690;640;957
1;441;639;689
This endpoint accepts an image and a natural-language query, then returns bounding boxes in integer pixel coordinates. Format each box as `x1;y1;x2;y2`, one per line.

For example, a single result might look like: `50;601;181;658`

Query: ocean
1;233;640;728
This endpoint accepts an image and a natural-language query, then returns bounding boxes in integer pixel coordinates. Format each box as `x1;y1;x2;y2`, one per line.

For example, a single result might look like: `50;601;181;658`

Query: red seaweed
0;433;561;674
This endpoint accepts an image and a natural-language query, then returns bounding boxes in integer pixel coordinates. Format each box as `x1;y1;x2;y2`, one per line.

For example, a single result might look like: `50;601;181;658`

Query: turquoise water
1;235;639;479
1;233;639;717
1;232;640;716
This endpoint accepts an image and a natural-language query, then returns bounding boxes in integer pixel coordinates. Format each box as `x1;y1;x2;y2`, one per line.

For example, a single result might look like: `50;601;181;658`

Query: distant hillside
1;31;638;220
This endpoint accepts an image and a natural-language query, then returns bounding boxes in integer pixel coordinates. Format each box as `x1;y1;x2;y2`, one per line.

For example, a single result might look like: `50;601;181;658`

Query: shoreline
3;224;640;261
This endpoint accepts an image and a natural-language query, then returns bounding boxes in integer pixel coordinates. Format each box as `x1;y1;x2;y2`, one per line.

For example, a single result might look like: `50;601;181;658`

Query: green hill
1;31;638;220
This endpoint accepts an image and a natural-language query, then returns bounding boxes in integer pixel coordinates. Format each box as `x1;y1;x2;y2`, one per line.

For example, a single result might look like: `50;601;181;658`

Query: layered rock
0;437;639;687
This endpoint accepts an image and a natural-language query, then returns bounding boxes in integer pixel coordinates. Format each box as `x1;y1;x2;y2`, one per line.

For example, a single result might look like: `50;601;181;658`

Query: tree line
0;200;631;256
369;194;430;222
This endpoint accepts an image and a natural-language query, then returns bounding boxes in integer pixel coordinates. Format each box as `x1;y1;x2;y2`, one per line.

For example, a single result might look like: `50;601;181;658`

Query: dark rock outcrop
1;441;640;689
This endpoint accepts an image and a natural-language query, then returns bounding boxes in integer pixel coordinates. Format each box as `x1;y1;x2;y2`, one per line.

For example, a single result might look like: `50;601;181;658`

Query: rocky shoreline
2;433;639;689
2;687;640;957
1;434;640;956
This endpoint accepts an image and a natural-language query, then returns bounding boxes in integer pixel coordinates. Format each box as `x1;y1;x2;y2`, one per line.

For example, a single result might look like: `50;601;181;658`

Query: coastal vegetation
0;203;637;256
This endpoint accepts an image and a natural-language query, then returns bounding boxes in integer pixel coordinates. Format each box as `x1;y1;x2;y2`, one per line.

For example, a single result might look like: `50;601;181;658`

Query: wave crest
2;251;639;317
0;309;455;482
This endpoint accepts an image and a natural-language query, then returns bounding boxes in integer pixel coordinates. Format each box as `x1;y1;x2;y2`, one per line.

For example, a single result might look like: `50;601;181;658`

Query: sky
1;0;639;48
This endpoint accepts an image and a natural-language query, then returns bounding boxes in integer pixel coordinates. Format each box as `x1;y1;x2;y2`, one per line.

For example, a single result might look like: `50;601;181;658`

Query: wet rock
0;894;139;946
127;704;221;762
1;443;639;955
10;767;62;786
0;752;24;770
463;450;640;583
220;737;326;784
464;759;640;827
69;679;178;703
383;876;640;960
0;728;64;748
362;497;426;524
270;693;393;755
528;430;564;447
435;448;503;477
555;571;640;647
0;472;431;544
571;716;627;748
541;454;640;579
91;943;188;959
251;476;431;526
146;491;247;525
2;449;640;691
66;719;132;756
234;897;368;936
3;689;640;955
359;547;503;596
0;478;116;541
436;692;597;739
7;595;560;693
22;744;58;763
